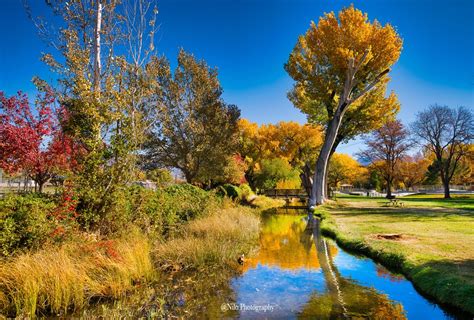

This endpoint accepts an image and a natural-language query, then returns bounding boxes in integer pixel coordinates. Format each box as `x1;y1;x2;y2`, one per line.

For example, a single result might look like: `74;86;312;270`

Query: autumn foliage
286;5;403;204
359;120;412;197
238;119;322;189
327;153;367;189
0;90;76;192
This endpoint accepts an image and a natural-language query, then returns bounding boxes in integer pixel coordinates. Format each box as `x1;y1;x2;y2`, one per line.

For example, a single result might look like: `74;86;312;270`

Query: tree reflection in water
236;213;406;319
299;215;406;319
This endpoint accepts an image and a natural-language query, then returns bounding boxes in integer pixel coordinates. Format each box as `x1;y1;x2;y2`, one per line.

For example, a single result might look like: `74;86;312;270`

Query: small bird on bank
237;254;245;265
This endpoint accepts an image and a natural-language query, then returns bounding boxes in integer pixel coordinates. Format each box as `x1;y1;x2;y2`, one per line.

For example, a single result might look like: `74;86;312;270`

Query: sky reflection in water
231;214;456;319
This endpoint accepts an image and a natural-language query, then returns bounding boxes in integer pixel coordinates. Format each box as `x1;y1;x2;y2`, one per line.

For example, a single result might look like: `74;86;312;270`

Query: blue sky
1;0;473;155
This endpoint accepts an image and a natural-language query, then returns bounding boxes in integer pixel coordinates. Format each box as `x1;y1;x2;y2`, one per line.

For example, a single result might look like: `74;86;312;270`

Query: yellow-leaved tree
399;154;430;190
327;153;367;190
238;119;322;188
285;6;402;206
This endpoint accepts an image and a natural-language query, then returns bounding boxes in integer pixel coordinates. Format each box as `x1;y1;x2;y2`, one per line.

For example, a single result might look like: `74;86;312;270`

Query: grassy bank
0;186;262;318
320;194;474;315
155;206;260;270
87;206;261;319
0;229;154;317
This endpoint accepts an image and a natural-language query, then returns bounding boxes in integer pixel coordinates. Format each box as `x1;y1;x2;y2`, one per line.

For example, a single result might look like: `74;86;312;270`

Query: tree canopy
0;90;76;192
144;50;241;185
399;154;430;190
238;119;322;187
254;158;301;190
327;153;366;190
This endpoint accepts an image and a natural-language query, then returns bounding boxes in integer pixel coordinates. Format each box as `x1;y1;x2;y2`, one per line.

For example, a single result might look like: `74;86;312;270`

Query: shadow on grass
335;194;474;211
330;203;474;219
403;195;473;207
331;207;474;220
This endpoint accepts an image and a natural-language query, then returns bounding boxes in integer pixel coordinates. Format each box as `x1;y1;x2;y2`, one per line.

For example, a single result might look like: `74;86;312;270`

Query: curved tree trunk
308;55;387;208
300;163;313;198
310;217;347;316
325;142;339;200
310;111;344;207
325;168;330;200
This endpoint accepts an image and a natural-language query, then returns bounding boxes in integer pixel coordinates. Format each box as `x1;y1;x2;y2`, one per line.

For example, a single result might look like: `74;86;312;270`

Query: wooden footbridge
263;189;309;208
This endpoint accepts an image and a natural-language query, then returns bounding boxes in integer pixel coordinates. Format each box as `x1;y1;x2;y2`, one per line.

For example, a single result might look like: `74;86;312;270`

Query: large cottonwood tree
285;6;402;206
238;119;323;187
399;154;430;190
327;153;366;191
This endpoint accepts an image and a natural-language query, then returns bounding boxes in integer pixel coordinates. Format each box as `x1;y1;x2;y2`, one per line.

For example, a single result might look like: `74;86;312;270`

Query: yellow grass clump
0;230;153;317
155;207;260;269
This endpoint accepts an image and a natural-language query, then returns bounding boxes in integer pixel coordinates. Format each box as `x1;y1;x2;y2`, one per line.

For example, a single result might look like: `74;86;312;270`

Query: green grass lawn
321;194;474;315
334;193;474;210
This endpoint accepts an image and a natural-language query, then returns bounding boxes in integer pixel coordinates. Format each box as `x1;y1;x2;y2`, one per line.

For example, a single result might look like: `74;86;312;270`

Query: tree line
0;2;472;227
360;113;473;198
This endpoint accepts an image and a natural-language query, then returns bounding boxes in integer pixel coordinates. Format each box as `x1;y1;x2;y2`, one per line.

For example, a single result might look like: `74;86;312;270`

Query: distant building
340;184;353;192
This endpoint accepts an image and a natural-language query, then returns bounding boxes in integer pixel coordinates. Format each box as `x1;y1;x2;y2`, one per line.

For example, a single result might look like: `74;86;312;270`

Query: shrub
222;184;242;200
118;184;221;238
0;194;55;257
239;183;254;201
114;186;166;236
215;185;228;197
254;158;300;190
146;168;173;187
163;184;218;221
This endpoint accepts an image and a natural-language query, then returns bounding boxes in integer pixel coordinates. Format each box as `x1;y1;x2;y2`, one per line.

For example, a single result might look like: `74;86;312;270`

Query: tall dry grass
0;204;261;317
155;207;260;269
0;229;153;317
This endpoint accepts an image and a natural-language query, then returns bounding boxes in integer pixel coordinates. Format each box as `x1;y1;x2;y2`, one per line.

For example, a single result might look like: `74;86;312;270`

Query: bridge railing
262;189;308;197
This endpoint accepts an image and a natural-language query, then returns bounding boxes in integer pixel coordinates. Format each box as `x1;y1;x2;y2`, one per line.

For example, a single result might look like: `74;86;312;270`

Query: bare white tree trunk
93;0;102;94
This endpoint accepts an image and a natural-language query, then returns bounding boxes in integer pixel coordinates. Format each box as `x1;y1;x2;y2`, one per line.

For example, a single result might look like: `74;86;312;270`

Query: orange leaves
328;153;367;188
313;6;402;74
399;155;430;188
286;6;402;126
238;118;323;168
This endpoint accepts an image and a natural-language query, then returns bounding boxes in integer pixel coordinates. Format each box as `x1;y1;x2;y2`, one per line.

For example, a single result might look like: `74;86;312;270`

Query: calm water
229;213;464;319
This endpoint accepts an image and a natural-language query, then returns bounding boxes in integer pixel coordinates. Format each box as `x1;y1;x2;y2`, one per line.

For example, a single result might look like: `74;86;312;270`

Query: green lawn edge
319;210;474;316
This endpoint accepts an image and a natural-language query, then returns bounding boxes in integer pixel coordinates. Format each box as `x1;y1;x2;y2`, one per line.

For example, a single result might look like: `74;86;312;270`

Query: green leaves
145;49;240;185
